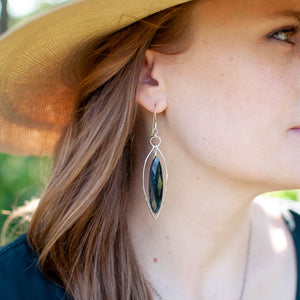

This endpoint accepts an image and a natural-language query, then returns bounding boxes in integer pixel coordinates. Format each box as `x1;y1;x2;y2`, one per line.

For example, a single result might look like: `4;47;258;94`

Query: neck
126;124;270;298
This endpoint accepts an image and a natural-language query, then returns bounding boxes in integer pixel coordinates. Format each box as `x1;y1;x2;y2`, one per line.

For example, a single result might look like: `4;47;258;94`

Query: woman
0;0;300;299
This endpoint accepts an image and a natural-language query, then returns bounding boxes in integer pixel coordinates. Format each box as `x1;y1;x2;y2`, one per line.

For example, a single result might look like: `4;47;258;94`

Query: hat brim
0;0;191;156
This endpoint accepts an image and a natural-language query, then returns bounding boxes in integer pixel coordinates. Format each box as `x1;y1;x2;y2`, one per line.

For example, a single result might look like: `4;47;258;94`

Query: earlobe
136;50;167;113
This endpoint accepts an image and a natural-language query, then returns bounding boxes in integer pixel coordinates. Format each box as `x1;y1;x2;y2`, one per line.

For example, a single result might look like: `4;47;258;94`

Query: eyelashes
267;27;299;45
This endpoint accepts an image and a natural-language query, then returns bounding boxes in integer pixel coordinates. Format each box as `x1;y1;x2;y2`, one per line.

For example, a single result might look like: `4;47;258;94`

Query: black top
0;234;67;300
290;209;300;300
0;199;300;300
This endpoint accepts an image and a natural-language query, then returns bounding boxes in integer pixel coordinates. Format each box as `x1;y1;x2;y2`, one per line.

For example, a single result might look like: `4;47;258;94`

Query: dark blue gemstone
149;156;163;214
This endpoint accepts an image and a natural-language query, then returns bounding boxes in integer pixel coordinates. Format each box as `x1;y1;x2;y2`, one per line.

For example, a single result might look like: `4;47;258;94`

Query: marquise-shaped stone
149;156;163;214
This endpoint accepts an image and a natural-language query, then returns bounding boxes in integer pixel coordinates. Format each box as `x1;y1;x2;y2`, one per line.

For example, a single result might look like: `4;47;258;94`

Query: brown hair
28;2;196;299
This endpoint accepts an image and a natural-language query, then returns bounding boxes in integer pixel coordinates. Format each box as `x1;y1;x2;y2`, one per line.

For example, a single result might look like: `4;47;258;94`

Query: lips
290;127;300;133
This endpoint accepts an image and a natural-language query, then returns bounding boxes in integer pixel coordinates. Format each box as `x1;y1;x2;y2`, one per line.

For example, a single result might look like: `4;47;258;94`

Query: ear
136;50;168;113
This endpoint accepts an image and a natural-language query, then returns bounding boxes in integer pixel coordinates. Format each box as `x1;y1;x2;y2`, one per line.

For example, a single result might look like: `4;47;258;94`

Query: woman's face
160;0;300;189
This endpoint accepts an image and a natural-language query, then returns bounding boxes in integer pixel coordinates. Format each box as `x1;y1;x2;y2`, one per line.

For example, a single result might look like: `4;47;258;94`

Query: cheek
163;48;295;181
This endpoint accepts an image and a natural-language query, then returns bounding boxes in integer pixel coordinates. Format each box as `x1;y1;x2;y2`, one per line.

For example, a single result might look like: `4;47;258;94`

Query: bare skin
128;0;300;298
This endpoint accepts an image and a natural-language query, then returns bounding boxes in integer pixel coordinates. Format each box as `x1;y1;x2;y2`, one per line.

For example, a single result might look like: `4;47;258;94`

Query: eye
268;27;298;45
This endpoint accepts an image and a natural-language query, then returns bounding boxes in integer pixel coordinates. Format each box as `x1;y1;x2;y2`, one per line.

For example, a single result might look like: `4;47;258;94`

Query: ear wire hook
151;104;158;136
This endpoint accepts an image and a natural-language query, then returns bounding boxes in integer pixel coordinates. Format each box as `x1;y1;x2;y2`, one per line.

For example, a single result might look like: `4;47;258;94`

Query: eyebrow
264;10;300;22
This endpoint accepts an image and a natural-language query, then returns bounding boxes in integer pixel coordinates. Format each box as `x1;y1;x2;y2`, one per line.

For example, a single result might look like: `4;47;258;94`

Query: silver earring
142;107;168;218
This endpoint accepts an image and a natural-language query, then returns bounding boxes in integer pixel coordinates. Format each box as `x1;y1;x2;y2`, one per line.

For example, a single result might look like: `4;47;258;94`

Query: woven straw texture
0;0;190;156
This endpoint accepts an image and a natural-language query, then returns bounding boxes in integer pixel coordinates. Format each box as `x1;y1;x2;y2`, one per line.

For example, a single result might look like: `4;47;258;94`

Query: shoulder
0;234;67;300
253;196;300;226
268;197;300;233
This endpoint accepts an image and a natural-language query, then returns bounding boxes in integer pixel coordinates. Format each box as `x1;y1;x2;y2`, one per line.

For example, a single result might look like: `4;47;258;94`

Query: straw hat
0;0;191;156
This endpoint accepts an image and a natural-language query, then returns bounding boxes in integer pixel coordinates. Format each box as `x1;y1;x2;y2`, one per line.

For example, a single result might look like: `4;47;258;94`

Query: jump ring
150;136;161;147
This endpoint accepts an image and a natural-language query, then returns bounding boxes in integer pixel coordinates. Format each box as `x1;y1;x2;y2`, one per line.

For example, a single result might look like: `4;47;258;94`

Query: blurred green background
0;0;299;239
0;154;50;230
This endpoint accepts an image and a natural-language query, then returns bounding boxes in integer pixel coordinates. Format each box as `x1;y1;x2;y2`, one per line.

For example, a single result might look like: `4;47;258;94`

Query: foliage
0;153;50;232
265;190;300;201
